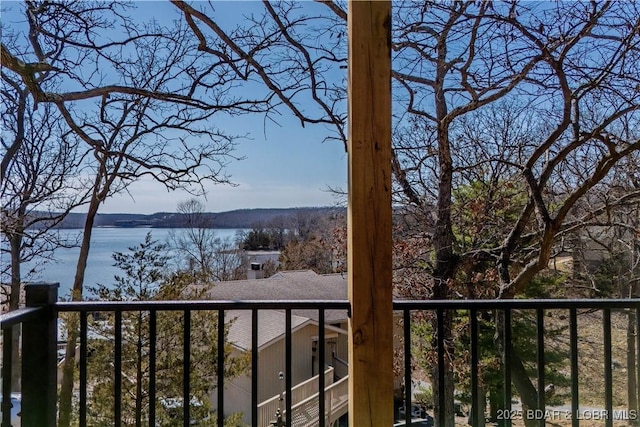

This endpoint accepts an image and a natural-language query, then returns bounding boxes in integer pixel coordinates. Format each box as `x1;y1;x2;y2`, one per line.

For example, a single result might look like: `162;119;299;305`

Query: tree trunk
430;18;458;422
58;198;99;427
432;312;456;427
510;350;540;427
488;386;503;424
478;385;487;427
494;310;540;427
473;383;486;427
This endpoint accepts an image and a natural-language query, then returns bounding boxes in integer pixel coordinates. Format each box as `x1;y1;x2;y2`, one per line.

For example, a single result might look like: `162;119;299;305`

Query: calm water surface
22;227;245;298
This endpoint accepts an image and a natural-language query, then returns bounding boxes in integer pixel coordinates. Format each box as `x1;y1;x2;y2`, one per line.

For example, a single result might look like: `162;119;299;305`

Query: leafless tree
3;0;638;423
2;2;270;424
0;91;88;305
0;83;89;391
170;198;219;278
569;151;640;419
170;198;246;281
172;1;639;424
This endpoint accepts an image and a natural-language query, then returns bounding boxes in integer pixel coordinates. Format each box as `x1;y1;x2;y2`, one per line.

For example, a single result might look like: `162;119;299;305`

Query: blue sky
2;1;347;214
104;1;348;213
104;114;347;213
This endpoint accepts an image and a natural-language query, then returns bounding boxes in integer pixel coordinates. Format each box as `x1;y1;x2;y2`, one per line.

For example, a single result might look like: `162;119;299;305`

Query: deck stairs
257;367;349;426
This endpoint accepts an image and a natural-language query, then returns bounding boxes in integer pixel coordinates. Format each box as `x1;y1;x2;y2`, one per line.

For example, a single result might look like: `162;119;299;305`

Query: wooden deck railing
257;367;334;427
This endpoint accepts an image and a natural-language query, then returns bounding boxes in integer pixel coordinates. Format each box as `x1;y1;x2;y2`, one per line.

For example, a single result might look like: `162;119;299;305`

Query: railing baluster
603;308;612;427
115;311;122;427
218;309;225;426
149;310;157;427
536;308;545;427
470;308;479;427
503;309;512;427
437;307;445;427
569;308;579;427
637;307;640;422
319;309;326;427
80;311;88;427
285;308;292;426
251;309;258;427
403;309;411;426
1;327;13;427
183;310;191;427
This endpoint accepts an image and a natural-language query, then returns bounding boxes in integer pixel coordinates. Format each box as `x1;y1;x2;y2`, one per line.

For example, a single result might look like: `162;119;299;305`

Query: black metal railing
2;283;639;427
394;299;640;427
57;299;350;427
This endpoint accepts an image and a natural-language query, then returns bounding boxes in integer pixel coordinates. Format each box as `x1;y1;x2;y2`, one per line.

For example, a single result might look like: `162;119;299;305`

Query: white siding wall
258;324;317;402
209;348;252;424
335;321;349;361
218;324;319;425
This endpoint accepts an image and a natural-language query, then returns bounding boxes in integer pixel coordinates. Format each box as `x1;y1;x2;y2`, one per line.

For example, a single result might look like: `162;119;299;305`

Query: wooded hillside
48;207;344;229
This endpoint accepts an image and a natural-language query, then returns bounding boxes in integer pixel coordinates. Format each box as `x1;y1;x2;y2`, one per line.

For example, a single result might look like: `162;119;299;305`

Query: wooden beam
347;1;393;426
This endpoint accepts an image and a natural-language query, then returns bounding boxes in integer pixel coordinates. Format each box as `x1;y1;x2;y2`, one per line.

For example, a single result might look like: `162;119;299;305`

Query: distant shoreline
33;206;345;230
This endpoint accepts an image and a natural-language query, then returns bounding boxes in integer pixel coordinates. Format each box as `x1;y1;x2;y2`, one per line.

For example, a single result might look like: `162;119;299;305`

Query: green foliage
590;253;629;297
89;231;169;300
414;384;434;409
242;227;274;250
84;233;249;426
520;273;568;299
410;297;571;414
452;179;528;252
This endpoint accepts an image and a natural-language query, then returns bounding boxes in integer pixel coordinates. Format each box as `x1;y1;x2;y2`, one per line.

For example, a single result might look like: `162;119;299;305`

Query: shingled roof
225;310;313;351
200;270;348;351
203;270;348;323
203;270;346;300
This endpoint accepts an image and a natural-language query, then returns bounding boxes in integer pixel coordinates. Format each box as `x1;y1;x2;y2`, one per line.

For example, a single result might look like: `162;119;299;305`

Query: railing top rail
288;375;349;414
326;374;349;390
1;307;43;328
393;298;640;310
55;299;351;312
257;367;335;410
53;298;639;313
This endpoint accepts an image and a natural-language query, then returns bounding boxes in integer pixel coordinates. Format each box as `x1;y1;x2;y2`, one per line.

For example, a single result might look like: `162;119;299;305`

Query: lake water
20;227;246;298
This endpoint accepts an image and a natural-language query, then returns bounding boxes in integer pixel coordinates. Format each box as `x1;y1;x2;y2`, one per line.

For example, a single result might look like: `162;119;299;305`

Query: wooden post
22;282;59;427
347;1;393;426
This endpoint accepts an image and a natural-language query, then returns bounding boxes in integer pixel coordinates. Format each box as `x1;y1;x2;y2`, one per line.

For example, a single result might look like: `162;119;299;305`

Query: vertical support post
347;1;393;426
22;282;59;427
